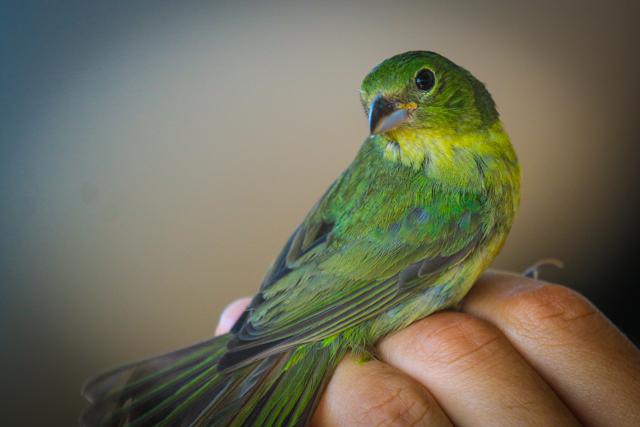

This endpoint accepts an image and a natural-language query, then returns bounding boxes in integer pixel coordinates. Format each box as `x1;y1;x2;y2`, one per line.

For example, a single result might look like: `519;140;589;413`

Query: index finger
461;271;640;427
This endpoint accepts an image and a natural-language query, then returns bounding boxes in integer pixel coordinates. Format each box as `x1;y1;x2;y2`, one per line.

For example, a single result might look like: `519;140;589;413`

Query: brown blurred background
1;1;639;425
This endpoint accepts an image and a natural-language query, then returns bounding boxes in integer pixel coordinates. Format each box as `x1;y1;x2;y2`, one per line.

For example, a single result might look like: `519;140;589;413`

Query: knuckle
505;283;599;335
406;312;503;371
356;372;433;427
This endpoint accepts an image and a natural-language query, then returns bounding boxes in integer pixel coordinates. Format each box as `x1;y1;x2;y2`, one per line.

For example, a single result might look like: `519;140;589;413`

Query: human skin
215;271;640;427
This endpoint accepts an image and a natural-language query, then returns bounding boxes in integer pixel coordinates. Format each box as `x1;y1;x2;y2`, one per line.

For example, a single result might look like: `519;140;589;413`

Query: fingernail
214;297;251;335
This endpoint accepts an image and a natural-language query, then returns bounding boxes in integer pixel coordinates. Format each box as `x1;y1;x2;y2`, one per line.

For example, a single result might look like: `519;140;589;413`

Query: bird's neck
376;121;519;194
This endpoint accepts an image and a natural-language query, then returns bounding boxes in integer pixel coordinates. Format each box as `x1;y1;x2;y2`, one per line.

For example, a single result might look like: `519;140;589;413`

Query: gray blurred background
2;1;639;425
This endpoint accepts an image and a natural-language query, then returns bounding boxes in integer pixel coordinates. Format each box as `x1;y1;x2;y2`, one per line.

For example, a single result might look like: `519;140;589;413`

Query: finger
214;297;251;335
378;311;580;426
311;354;452;427
462;271;640;427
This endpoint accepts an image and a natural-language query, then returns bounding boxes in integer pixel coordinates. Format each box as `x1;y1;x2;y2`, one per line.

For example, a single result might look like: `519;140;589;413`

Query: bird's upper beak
368;94;416;134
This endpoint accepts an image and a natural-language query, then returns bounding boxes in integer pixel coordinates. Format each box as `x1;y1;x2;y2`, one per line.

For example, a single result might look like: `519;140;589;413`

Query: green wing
220;151;488;370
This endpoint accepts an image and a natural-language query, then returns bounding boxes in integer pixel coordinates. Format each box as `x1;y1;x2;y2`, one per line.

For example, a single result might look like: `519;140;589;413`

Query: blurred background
2;0;639;424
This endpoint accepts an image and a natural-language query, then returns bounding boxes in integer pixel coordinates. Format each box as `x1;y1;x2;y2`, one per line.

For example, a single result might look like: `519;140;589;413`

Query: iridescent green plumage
81;51;519;426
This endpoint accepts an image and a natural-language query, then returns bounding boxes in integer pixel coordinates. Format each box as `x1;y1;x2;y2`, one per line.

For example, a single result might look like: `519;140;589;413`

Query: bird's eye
415;69;436;91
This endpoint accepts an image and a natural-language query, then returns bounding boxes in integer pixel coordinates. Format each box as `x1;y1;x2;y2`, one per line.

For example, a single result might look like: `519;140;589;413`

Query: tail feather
81;336;347;427
83;338;226;404
159;354;283;426
232;343;347;426
81;335;232;427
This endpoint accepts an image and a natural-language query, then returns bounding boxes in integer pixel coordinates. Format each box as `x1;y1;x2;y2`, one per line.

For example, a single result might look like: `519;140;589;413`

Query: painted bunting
81;51;520;426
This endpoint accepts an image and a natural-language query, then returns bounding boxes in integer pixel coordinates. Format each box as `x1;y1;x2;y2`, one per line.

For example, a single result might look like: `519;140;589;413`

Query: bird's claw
522;258;564;280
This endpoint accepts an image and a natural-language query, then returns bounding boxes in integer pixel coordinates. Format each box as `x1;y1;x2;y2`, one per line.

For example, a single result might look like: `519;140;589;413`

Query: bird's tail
81;335;346;427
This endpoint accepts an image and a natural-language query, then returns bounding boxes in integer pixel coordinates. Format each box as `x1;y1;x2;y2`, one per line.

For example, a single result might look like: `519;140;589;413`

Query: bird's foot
522;258;564;280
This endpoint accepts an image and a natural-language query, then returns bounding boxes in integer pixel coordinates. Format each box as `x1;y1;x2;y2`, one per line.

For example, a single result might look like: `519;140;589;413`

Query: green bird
81;51;520;427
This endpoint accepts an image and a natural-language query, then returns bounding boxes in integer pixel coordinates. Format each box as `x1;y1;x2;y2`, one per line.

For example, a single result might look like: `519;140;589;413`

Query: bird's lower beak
368;94;415;134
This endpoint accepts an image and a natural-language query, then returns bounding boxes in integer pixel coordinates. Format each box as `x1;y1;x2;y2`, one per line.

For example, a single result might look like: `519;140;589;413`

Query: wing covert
223;164;490;370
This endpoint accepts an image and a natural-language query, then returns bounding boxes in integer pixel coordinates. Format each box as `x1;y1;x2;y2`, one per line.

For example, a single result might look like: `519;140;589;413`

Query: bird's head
360;51;498;138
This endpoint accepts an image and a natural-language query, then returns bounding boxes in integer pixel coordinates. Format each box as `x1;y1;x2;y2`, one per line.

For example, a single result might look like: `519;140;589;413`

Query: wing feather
221;159;489;370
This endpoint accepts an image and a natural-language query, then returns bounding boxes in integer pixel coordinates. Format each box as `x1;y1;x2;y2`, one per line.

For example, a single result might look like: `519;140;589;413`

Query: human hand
215;271;640;426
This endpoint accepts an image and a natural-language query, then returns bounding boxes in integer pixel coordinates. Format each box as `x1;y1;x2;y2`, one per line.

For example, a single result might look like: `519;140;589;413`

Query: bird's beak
368;94;416;135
